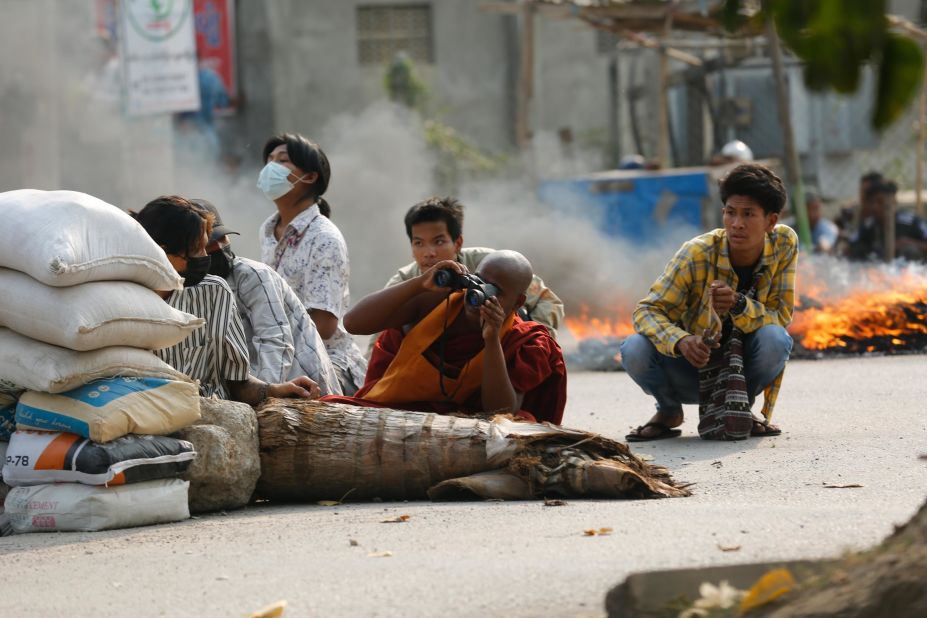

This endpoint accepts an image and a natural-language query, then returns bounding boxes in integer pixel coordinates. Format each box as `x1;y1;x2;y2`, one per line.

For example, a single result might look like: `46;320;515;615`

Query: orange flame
565;262;927;353
565;304;636;339
789;284;927;350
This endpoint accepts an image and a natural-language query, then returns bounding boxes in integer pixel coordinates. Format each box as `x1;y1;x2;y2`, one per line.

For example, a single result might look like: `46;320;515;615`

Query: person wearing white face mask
258;133;368;395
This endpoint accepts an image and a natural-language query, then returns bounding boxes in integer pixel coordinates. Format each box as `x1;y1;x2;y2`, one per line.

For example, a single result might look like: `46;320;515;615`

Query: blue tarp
538;168;711;243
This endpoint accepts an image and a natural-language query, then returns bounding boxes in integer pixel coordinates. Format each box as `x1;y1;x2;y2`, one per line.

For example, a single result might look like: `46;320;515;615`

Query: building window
357;4;433;65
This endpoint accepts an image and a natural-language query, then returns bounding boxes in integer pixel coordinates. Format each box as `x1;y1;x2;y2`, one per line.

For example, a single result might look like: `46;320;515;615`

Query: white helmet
721;140;754;162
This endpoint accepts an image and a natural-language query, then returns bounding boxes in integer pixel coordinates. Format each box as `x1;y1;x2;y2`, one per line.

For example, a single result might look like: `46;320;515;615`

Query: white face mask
257;161;309;201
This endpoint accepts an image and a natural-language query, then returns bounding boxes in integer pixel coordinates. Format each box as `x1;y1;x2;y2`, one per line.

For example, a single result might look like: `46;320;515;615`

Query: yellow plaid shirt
632;224;799;419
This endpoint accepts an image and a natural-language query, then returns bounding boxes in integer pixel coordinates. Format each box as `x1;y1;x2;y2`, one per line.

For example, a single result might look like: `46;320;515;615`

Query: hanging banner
193;0;237;110
95;0;118;40
120;0;200;116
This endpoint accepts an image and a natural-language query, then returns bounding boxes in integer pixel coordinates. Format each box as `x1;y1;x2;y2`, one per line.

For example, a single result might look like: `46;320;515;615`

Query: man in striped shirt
133;196;321;405
196;199;342;395
620;164;796;441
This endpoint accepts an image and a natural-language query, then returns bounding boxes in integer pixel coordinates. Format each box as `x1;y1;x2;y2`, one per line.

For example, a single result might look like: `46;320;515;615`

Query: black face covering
208;245;235;279
182;255;212;287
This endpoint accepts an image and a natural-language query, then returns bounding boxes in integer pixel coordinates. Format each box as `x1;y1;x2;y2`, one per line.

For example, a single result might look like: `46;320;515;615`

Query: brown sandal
626;421;682;442
750;419;782;437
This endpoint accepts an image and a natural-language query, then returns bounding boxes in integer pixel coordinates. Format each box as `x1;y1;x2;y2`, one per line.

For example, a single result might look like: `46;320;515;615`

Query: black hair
261;133;332;217
718;163;787;215
864;180;898;201
131;196;213;257
403;196;464;241
860;171;884;185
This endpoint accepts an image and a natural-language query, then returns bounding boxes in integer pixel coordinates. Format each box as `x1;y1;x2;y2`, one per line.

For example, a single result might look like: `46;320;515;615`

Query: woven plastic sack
0;442;8;517
0;327;191;394
4;478;190;532
0;268;204;351
0;189;182;291
0;393;15;441
2;431;196;487
16;377;201;443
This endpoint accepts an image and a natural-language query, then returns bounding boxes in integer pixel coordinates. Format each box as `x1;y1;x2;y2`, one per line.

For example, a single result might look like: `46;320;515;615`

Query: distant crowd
791;170;927;262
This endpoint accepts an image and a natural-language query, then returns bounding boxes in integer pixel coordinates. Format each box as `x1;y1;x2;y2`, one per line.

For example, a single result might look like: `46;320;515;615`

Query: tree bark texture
255;399;689;502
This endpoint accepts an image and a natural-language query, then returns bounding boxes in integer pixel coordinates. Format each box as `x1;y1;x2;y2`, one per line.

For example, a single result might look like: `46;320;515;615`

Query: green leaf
775;0;885;94
721;0;746;32
873;34;924;129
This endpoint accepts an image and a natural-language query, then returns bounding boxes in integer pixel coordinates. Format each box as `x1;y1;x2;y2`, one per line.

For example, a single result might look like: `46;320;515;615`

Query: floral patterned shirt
260;204;367;393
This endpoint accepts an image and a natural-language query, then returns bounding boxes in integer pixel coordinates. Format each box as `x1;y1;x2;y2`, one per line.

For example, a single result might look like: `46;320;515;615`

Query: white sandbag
0;268;204;351
0;189;182;290
16;377;201;443
2;431;196;487
4;478;190;532
0;327;191;394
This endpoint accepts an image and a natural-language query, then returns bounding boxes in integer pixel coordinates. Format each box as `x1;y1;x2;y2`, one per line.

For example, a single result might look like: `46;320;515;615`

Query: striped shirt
632;224;798;418
227;256;342;395
155;275;250;398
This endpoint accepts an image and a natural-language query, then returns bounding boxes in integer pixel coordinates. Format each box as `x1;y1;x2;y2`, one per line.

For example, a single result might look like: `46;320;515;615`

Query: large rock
175;397;260;514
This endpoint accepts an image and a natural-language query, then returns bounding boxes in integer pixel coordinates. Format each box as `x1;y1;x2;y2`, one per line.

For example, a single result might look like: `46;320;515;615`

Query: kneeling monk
325;250;566;424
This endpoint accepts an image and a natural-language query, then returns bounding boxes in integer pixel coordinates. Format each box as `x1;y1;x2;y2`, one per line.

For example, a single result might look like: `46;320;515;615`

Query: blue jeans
620;325;793;414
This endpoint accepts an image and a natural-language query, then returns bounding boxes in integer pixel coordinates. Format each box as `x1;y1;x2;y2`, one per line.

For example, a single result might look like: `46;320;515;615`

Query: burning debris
565;256;927;369
790;258;927;356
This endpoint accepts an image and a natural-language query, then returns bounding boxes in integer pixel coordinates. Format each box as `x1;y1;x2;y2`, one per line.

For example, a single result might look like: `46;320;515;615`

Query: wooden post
515;0;535;150
885;196;896;262
766;19;812;249
607;46;621;168
917;47;927;218
656;12;672;166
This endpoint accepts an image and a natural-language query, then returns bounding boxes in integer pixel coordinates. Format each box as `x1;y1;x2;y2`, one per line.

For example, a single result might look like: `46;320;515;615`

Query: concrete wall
534;17;614;170
240;0;612;163
253;0;515;154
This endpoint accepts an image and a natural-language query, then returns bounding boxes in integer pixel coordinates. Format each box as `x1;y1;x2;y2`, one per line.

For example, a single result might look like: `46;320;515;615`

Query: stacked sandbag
0;189;204;533
0;395;14;535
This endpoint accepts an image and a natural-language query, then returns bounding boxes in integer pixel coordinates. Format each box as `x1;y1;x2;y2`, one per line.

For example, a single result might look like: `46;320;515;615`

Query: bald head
476;250;534;312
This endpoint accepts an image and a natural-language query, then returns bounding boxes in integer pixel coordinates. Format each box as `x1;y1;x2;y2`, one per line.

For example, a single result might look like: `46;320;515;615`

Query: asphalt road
2;356;925;617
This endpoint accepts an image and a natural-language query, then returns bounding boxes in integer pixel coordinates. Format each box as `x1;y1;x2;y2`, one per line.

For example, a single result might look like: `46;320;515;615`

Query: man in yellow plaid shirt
621;163;797;441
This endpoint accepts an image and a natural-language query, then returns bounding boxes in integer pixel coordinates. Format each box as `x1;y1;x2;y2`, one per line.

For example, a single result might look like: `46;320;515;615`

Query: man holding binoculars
324;250;566;424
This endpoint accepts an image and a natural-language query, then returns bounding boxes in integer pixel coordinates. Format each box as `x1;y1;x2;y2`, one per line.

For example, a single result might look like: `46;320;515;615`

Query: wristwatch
731;292;747;315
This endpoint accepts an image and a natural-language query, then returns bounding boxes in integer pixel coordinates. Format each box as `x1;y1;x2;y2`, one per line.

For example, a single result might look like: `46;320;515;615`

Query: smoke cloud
0;4;694;354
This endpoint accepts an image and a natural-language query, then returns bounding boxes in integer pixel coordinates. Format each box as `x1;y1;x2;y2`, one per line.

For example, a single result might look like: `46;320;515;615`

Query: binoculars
434;268;500;307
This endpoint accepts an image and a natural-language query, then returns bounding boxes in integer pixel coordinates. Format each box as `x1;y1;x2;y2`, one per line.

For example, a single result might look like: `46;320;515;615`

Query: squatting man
622;163;796;441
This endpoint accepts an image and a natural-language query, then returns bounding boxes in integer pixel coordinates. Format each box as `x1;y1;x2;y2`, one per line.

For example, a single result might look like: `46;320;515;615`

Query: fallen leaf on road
583;527;613;536
368;551;393;558
711;460;723;468
349;539;359;547
919;454;927;461
380;515;410;523
739;568;796;613
717;544;741;552
823;483;864;489
248;600;287;618
543;499;567;507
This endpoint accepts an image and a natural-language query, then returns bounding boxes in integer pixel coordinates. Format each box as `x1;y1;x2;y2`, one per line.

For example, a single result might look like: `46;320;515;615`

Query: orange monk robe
323;293;567;424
